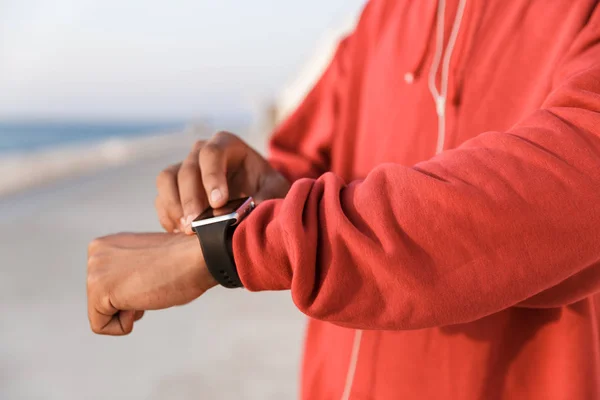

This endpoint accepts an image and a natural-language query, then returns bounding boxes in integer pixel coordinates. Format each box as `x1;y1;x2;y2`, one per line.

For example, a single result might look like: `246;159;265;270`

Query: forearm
233;72;600;330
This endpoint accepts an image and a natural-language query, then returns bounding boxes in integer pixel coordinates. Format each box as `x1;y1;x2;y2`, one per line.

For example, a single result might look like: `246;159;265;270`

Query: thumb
96;309;136;336
117;310;136;334
199;132;245;208
200;163;229;209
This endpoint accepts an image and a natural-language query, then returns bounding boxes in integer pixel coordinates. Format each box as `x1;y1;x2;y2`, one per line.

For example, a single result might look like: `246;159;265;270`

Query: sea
0;116;253;196
0;120;185;156
0;120;191;196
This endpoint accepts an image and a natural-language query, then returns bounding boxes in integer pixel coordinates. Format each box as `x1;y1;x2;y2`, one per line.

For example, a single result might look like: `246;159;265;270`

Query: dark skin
87;132;290;335
87;233;215;335
154;131;290;234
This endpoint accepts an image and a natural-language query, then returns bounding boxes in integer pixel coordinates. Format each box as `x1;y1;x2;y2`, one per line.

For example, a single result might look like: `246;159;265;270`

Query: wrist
180;234;218;292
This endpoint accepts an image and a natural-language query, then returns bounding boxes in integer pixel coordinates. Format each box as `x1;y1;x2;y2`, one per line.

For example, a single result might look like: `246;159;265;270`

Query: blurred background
0;1;366;399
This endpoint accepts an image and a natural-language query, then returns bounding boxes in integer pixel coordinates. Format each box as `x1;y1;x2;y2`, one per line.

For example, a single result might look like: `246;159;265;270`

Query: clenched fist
86;232;217;335
155;131;290;234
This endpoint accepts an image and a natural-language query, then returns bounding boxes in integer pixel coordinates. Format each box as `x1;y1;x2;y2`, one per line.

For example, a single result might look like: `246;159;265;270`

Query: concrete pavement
0;143;305;399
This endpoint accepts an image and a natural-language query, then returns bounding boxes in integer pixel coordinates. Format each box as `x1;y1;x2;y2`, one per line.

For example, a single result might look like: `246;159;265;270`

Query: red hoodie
233;0;600;398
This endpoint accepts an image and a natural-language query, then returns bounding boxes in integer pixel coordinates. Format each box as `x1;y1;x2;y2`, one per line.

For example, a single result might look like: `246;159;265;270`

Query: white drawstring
428;0;467;155
339;1;467;398
340;329;363;400
428;0;446;110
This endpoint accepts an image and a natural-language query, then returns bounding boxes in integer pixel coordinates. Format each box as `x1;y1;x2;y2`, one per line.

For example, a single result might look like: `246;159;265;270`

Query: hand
86;232;217;335
155;131;290;234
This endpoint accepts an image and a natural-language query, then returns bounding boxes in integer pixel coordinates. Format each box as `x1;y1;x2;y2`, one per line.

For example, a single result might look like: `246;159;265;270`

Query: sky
0;0;366;122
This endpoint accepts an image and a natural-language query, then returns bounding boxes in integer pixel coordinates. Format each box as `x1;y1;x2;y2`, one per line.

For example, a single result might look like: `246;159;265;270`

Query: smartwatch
191;196;255;288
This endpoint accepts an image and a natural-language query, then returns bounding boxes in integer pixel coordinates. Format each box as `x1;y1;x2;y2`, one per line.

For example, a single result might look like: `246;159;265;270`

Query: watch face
193;197;251;221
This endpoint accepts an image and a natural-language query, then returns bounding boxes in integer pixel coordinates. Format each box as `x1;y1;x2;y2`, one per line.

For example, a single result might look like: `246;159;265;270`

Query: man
86;0;600;398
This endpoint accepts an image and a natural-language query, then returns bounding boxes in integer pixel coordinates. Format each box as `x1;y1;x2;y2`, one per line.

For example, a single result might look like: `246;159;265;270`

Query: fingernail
211;188;223;204
173;229;180;233
184;215;194;227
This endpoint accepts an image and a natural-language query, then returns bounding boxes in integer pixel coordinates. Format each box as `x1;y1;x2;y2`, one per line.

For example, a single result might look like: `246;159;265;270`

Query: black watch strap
193;220;243;288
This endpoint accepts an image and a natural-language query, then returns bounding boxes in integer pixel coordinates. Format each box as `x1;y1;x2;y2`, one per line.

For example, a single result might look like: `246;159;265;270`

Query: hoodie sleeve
232;13;600;330
266;2;374;183
265;48;342;182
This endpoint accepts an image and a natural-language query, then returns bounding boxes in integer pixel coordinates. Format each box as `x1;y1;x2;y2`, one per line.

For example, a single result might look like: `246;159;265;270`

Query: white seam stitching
340;329;363;400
